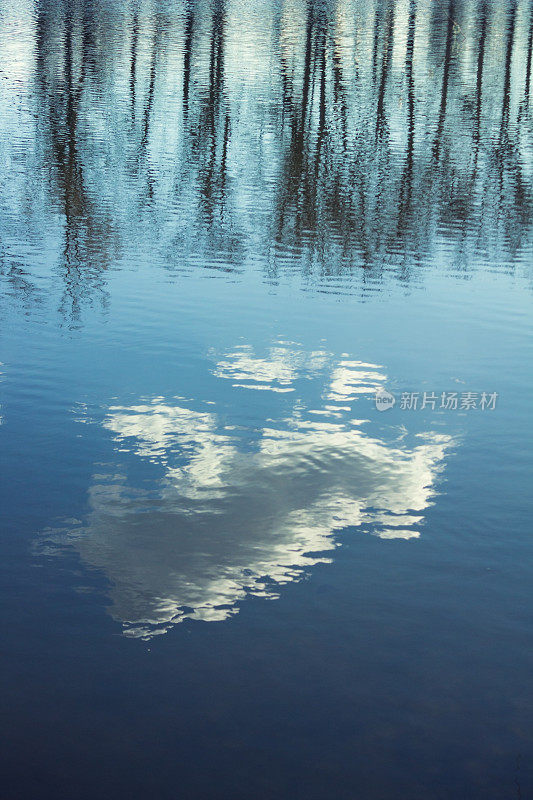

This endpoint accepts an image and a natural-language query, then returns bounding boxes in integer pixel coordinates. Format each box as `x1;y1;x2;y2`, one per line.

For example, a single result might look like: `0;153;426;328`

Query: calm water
1;0;533;797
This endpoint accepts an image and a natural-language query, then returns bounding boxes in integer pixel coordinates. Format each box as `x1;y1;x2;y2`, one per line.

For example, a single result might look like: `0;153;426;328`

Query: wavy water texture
0;0;531;324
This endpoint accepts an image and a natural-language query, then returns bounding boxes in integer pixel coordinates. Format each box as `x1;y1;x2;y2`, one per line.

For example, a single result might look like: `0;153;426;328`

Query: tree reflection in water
0;0;531;323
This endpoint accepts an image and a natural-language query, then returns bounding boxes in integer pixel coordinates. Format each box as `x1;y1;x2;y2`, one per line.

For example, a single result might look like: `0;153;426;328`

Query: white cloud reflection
50;348;452;639
212;342;329;392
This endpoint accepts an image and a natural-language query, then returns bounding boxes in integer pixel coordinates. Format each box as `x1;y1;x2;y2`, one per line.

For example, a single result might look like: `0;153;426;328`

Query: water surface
1;0;533;797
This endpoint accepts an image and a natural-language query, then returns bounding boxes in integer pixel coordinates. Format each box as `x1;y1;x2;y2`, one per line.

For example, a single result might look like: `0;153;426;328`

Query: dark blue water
1;0;533;797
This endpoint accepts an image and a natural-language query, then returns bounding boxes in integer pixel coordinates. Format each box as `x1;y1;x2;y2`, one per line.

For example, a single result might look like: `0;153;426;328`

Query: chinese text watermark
375;389;498;412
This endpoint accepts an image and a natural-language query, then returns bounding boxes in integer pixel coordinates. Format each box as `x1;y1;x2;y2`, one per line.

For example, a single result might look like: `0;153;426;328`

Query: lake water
1;0;532;797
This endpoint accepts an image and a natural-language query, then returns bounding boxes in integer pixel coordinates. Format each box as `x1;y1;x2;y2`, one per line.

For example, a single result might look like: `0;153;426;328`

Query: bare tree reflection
271;0;532;278
34;2;116;326
525;0;533;109
432;0;455;162
7;0;531;314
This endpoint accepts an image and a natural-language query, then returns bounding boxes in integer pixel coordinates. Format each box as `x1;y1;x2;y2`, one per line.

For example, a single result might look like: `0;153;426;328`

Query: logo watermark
375;389;396;412
375;390;498;412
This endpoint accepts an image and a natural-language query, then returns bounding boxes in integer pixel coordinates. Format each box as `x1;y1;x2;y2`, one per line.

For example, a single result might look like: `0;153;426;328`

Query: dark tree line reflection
1;0;532;319
40;6;117;321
